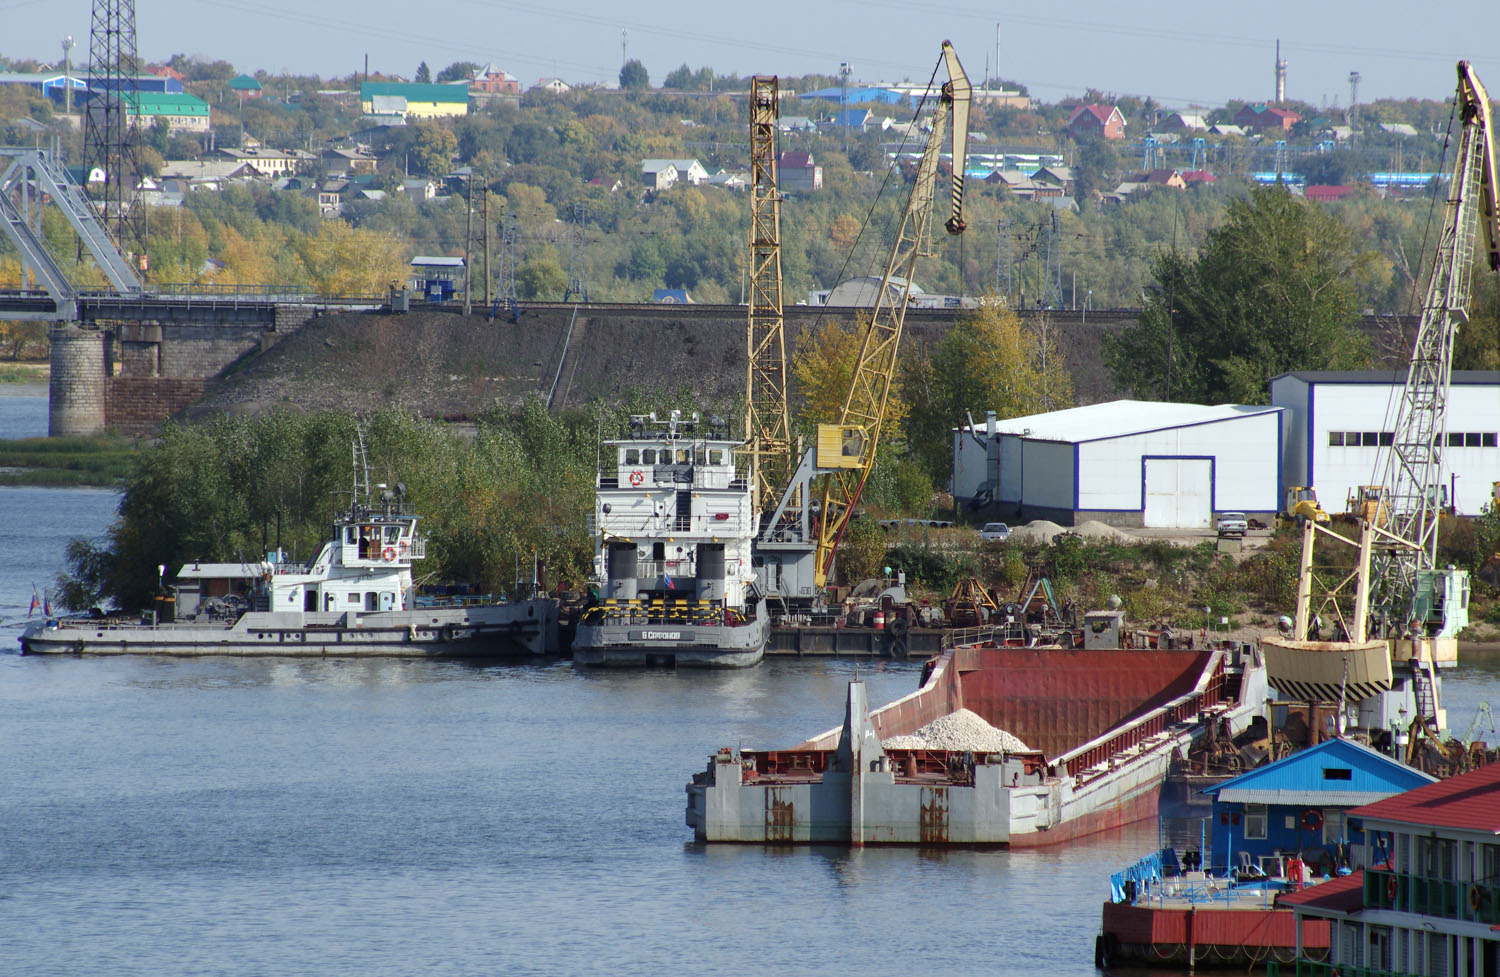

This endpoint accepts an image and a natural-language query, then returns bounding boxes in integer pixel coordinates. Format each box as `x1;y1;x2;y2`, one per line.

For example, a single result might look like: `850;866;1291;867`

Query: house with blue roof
1203;738;1436;877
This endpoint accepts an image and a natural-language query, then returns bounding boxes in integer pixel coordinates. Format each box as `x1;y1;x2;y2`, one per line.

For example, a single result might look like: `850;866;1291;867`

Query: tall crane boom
1369;60;1499;633
813;41;971;587
745;76;792;513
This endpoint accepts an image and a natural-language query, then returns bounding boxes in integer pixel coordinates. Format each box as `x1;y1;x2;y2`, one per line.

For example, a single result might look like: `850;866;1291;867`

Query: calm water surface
2;418;1497;977
0;383;48;439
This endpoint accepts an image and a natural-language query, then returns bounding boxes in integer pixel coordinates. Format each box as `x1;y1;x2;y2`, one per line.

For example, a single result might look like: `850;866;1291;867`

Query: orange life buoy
629;469;645;487
382;547;396;562
1386;875;1398;901
1302;809;1323;832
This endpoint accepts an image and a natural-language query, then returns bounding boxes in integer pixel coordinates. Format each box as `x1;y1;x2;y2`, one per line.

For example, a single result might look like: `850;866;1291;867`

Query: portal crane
754;41;970;604
1264;61;1499;738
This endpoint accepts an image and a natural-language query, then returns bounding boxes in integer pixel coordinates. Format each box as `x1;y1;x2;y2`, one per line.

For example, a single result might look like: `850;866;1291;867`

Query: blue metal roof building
799;86;906;106
1203;738;1436;876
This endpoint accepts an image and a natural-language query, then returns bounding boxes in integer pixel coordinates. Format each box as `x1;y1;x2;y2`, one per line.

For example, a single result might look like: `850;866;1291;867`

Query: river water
2;392;1497;977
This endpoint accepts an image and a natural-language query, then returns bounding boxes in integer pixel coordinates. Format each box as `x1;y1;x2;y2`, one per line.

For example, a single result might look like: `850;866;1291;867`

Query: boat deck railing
581;597;752;627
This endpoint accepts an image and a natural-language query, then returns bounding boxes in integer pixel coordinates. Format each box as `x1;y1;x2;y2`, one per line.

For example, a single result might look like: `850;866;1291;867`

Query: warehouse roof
1274;370;1500;385
968;399;1280;444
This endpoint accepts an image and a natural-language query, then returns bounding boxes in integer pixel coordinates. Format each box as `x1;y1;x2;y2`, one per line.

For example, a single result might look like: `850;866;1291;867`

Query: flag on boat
664;572;675;590
28;586;39;618
43;589;51;617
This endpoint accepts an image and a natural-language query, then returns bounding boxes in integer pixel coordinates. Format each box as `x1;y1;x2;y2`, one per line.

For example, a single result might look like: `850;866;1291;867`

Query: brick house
1068;104;1126;140
777;150;822;192
1234;104;1301;132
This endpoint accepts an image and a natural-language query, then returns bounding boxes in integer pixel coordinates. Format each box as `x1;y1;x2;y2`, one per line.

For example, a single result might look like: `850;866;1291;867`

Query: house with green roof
124;91;211;132
359;81;468;119
230;74;263;98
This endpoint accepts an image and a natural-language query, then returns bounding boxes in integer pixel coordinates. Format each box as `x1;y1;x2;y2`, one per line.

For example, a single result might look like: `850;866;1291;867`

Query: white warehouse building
1270;370;1500;515
952;400;1283;528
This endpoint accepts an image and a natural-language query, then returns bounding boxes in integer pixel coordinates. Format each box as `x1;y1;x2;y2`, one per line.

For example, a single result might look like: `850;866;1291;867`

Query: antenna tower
1348;70;1362;137
564;202;589;303
84;0;146;263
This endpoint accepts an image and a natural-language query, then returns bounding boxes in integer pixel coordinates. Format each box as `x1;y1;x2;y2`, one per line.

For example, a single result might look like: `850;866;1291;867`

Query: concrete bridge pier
48;323;108;437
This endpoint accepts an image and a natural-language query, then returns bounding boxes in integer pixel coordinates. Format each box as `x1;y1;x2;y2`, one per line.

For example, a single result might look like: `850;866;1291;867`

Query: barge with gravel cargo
686;620;1269;846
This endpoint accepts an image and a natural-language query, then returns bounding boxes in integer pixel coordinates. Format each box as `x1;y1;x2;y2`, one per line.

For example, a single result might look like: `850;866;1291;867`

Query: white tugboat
20;470;558;658
573;411;768;667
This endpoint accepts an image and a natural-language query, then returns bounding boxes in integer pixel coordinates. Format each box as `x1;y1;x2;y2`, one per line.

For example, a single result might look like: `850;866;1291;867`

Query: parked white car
1216;512;1248;537
979;522;1011;542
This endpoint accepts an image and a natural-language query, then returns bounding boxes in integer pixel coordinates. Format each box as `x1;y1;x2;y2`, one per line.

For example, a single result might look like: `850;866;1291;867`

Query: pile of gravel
883;708;1029;753
1074;519;1138;542
1006;520;1067;544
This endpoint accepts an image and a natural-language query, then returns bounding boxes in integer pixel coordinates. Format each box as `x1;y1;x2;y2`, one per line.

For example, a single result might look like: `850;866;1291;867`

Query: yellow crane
752;41;971;603
745;75;793;514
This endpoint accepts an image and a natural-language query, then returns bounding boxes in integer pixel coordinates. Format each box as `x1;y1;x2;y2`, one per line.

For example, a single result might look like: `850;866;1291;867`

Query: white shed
1270;370;1500;515
952;400;1283;528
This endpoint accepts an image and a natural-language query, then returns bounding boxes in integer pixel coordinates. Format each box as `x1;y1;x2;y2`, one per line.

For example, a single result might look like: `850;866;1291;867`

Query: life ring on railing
1302;809;1323;832
628;469;644;487
382;547;396;562
1470;883;1483;912
1386;875;1398;901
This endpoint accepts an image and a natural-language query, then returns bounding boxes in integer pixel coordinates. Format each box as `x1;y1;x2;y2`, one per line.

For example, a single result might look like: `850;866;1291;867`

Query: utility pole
564;201;588;303
463;173;473;315
61;36;74;118
995;218;1012;303
839;61;851;153
85;0;146;265
482;186;491;307
620;28;627;70
1348;70;1362;147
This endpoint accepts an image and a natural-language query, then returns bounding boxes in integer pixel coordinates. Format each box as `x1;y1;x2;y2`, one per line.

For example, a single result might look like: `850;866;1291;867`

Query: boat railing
597;470;749;491
1058;651;1230;785
581;597;752;627
633;559;742;579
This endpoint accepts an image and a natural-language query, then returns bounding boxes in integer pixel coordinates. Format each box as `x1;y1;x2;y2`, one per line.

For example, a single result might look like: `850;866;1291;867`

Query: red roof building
1281;762;1500;975
1067;104;1126;140
1233;104;1301;132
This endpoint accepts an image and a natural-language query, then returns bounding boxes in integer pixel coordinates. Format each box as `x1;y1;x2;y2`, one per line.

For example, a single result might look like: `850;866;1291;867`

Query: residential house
1380;122;1420;138
157;159;259;189
641;158;709;190
1031;165;1076;193
706;169;748;190
321;147;379;175
215;147;302;177
778;115;818;134
832;108;876;132
1281;761;1500;976
1158;112;1208;132
314;178;351;216
1135;169;1188;190
1067;104;1127;140
1209;123;1247;137
778;150;822;192
531;78;571;95
1181;170;1217;185
470;64;520;96
1201;738;1438;877
359;82;468;119
123;91;211;133
229;74;263;99
1234;104;1301;132
410;256;464;302
400;178;438;201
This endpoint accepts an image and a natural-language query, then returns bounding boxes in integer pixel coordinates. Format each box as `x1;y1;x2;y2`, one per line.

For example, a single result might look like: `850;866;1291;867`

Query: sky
10;0;1500;109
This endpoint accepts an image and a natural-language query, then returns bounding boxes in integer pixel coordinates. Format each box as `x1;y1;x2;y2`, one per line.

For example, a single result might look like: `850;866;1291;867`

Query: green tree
619;59;649;92
903;301;1074;484
1104;184;1372;404
409;122;458;177
436;61;478;84
516;248;567;299
415;61;432;84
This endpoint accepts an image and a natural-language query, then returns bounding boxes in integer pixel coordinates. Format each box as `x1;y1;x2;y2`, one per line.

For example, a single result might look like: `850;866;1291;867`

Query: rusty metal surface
919;787;950;844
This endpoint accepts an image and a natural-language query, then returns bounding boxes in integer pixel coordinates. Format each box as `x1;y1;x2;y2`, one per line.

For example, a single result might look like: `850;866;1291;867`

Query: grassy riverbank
0;362;48;383
0;435;140;486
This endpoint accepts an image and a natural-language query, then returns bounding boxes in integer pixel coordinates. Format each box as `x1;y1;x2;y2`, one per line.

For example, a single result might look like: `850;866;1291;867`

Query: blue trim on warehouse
1067;408;1282;446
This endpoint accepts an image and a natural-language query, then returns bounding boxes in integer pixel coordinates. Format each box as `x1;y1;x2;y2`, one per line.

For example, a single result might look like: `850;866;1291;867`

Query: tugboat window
642;449;656;464
709;449;723;465
625;449;639;465
384;526;400;544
